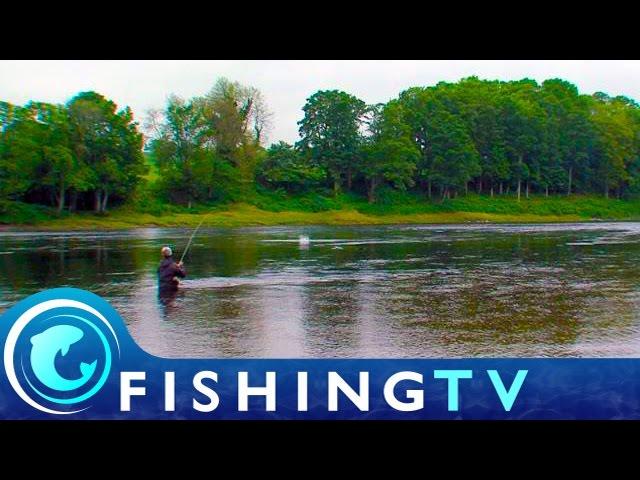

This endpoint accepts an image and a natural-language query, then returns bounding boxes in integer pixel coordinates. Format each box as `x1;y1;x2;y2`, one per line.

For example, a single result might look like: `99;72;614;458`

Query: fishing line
179;218;205;264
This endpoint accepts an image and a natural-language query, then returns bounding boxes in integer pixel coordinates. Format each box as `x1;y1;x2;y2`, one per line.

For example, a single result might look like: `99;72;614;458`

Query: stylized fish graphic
30;325;97;392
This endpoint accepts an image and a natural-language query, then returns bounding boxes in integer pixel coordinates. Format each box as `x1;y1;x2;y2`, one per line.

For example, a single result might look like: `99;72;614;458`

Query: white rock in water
299;235;310;245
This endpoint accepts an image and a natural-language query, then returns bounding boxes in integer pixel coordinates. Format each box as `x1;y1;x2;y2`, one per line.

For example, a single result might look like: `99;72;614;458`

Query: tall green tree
148;95;212;206
427;107;481;198
500;83;544;201
298;90;367;195
0;103;39;202
590;94;637;197
539;79;594;195
30;102;82;212
398;88;480;198
201;78;271;193
360;102;419;202
148;79;271;205
68;92;145;212
448;78;509;195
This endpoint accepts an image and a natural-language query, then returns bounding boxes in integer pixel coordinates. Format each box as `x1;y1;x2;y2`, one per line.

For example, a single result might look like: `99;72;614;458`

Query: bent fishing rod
179;218;205;264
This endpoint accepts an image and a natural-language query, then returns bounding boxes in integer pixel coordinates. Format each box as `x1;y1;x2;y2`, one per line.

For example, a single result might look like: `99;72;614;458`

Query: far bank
2;194;640;231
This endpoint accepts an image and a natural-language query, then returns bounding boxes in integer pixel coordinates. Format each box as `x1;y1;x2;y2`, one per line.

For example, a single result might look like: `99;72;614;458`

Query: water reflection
2;223;640;358
158;286;183;316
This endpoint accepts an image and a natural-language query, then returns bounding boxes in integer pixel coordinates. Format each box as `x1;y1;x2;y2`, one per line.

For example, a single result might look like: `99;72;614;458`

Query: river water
2;223;640;358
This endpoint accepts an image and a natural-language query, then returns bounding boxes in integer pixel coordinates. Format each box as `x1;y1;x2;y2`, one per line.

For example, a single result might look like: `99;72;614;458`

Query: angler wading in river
157;219;203;303
158;246;186;293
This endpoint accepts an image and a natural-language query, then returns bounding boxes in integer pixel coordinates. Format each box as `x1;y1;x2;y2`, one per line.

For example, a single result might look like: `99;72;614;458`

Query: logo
0;288;629;420
3;295;120;414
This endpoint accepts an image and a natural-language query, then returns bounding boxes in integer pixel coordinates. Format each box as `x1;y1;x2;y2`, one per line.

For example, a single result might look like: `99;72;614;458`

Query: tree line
286;77;640;202
0;92;145;212
145;78;271;207
2;76;640;215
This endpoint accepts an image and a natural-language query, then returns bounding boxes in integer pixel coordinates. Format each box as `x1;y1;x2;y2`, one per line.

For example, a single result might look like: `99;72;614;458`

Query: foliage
2;76;640;225
359;102;419;202
297;90;368;194
147;78;271;206
256;141;325;192
0;93;145;214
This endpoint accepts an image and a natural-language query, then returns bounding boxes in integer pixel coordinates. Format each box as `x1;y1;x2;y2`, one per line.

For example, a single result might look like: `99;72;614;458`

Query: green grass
142;151;160;183
354;191;640;219
3;192;640;230
250;189;640;220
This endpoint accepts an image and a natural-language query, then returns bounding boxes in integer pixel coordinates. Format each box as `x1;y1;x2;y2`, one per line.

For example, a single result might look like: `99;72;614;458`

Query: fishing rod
179;218;205;264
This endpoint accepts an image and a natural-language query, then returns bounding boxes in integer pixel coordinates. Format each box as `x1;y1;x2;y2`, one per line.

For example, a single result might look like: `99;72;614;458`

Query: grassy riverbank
2;193;640;230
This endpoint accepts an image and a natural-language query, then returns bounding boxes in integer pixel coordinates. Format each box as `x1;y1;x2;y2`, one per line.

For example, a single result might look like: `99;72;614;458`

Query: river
2;223;640;358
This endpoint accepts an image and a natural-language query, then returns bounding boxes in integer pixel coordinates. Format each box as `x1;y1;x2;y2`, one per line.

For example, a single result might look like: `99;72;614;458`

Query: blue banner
0;288;637;420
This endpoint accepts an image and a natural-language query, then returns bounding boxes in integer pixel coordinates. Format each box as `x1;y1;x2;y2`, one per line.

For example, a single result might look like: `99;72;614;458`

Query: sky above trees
1;60;639;144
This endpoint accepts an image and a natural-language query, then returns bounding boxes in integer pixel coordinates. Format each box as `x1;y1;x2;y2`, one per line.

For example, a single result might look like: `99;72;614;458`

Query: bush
250;188;344;212
0;201;59;224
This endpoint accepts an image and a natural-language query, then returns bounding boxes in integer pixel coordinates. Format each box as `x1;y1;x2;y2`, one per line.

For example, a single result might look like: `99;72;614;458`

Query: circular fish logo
3;297;120;414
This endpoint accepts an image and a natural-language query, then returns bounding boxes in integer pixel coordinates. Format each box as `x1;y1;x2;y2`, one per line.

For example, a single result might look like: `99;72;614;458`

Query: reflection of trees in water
177;286;265;357
179;232;263;278
291;231;640;356
379;277;587;352
299;281;361;356
374;262;639;356
4;227;640;356
0;237;139;289
158;287;182;316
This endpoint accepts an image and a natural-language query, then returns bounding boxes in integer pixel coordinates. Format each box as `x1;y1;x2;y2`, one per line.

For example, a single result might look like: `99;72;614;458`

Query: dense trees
360;102;419;202
257;141;324;193
67;92;145;212
294;77;640;202
0;93;144;212
147;78;271;206
2;76;640;216
297;90;368;194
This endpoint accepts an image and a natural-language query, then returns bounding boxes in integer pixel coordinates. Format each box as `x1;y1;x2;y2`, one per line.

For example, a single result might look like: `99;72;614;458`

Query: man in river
158;246;186;293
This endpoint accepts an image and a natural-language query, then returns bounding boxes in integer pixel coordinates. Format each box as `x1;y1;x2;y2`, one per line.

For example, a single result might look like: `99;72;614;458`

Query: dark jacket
158;257;186;290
